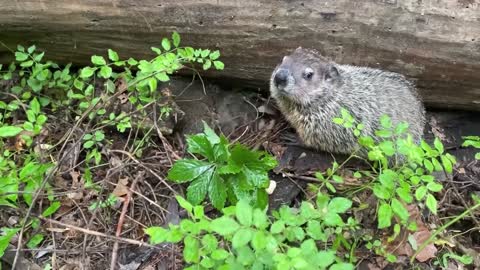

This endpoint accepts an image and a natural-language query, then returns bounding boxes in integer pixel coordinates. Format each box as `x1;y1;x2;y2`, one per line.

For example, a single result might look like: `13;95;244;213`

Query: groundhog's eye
303;68;314;80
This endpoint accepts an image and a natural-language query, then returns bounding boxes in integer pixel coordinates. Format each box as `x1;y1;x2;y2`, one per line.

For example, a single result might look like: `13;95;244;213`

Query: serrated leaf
373;183;392;200
91;55;106;66
155;72;169;82
161;38;171;51
98;65;112;78
236;199;253;226
211;249;229;260
378;203;392;229
396;187;413;203
15;52;29;61
80;67;96;78
213;61;224;70
327;197;352;213
208;173;227;210
183;235;200;263
324;212;344;226
172;31;181;47
186;167;215;205
380;114;392;129
314;250;336;268
251;230;267;251
203;59;212;70
209;50;220;60
232;228;253;248
391;198;409;223
108;49;119;61
425;193;437;214
0;126;23;138
270;220;285;234
210;217;240;236
167;159;213;183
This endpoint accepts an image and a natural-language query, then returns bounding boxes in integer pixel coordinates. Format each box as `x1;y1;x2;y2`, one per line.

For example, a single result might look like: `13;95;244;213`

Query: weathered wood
0;0;479;110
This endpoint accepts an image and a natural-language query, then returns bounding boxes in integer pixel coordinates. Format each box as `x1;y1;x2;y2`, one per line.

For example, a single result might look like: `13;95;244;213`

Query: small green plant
462;135;480;159
146;195;355;270
167;122;277;210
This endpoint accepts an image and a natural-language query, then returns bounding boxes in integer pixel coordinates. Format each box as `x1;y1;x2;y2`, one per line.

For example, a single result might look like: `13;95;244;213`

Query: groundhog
269;47;426;158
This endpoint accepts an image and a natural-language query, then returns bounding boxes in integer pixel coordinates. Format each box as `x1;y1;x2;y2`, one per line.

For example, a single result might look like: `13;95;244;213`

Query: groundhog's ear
325;64;340;81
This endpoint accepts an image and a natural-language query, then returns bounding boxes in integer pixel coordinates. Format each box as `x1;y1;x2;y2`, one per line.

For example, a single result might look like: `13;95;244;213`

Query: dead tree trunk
0;0;479;110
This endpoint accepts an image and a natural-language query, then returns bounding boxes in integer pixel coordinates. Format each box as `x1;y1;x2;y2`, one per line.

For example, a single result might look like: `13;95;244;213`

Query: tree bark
0;0;479;111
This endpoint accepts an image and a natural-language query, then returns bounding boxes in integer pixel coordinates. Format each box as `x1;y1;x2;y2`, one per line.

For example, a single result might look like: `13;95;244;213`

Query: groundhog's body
270;48;425;156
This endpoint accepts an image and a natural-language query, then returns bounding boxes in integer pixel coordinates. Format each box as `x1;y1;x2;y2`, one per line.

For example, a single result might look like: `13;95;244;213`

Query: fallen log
0;0;479;111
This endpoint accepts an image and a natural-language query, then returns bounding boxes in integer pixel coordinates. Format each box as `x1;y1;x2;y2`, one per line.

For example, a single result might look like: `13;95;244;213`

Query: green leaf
270;220;285;234
425;193;437;214
201;234;218;253
209;50;220;60
83;140;95;149
209;173;227;210
203;59;212;70
0;126;23;138
27;45;36;54
373;184;392;200
98;66;112;78
183;235;200;263
186;167;215;205
202;121;221;144
251;230;267;251
155;72;169;82
324;212;344;226
380;114;392;128
144;226;168;244
327;197;352;213
210;217;240;236
200;257;215;268
306;220;325;241
426;182;443;192
391;198;409;223
211;249;230;260
80;67;96;78
20;60;34;67
186;134;215;161
395;122;409;135
434;138;444;154
172;31;181;47
167;159;213;183
108;49;119;61
213;61;225;70
148;77;157;92
161;38;171;51
26;234;44;249
396;187;413;203
379;141;395;156
232;228;253;249
15;52;29;61
236;199;253;226
314;250;335;268
91;55;106;66
0;228;20;257
377;203;392;229
42;201;60;217
34;52;45;62
175;195;193;213
415;186;428;201
440;155;453;173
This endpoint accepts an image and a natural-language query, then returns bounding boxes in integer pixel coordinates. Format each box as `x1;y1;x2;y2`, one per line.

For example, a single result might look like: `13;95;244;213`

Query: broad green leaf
306;220;325;241
441;155;453;173
27;45;36;54
213;61;224;70
80;67;96;78
377;203;392;229
236;199;253;226
314;250;335;268
211;249;230;260
208;173;227;210
425;193;438;214
108;49;119;61
161;38;171;51
380;114;392;128
415;186;428;201
324;212;344;227
210;217;240;236
396;187;413;203
0;126;23;138
172;31;181;47
209;50;220;60
186;134;215;161
183;235;200;263
202;121;221;144
15;52;29;61
155;72;169;82
167;159;213;183
426;182;443;192
379;141;395;156
270;220;285;234
203;59;212;70
42;201;60;217
373;184;392;200
395;122;409;135
148;77;157;92
201;234;218;253
186;167;215;205
434;138;444;154
391;198;409;223
330;263;355;270
98;65;112;78
232;228;253;248
91;55;106;66
328;197;352;213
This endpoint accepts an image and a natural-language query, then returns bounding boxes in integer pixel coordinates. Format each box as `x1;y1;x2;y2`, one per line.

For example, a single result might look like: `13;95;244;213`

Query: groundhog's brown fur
269;47;426;157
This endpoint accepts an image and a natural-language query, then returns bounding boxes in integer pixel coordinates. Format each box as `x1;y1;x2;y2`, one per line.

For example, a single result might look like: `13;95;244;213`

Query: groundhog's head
270;47;340;106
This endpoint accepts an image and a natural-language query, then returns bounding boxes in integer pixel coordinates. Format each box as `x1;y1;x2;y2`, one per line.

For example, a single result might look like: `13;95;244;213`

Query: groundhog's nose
274;69;289;88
